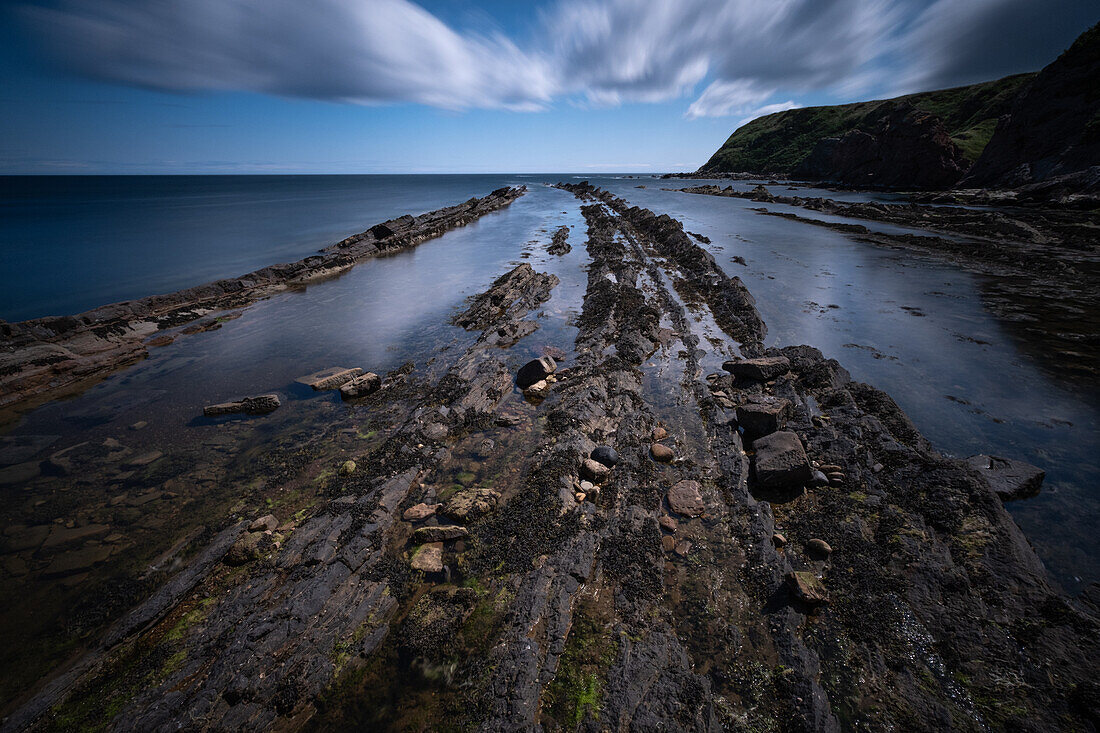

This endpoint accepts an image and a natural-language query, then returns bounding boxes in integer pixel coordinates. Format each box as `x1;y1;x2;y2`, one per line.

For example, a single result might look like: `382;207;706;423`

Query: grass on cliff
700;73;1035;173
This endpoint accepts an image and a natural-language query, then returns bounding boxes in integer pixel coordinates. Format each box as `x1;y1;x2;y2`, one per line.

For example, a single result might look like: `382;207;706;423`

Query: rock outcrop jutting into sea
0;186;526;416
9;183;1097;731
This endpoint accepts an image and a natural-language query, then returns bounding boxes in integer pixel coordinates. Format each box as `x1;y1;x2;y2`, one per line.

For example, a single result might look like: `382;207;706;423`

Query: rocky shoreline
672;183;1100;384
6;182;1098;731
0;186;526;419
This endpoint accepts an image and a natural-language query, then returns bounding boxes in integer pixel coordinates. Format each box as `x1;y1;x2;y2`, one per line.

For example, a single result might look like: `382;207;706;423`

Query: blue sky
1;0;1095;174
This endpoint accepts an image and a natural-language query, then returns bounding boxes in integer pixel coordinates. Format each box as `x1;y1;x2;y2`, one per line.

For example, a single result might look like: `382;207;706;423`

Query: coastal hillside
699;73;1034;177
963;22;1100;190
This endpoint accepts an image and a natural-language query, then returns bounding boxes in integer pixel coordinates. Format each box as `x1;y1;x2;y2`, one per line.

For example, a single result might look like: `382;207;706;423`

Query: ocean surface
0;174;1096;701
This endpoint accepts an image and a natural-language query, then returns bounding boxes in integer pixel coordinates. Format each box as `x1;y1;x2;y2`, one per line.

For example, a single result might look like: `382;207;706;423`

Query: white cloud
17;0;1094;116
21;0;558;110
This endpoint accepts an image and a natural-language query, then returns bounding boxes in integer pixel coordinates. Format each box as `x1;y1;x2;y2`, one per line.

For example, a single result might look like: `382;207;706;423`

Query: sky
0;0;1095;174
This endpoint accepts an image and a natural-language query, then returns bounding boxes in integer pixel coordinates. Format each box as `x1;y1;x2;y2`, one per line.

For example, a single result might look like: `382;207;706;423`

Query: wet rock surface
966;454;1046;501
8;183;1099;733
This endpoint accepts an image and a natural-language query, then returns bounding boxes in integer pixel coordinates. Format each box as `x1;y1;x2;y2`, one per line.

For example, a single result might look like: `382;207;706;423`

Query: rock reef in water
0;186;526;414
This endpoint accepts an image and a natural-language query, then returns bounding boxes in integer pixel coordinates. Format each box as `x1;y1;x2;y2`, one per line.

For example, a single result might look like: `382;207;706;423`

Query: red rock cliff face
791;102;967;189
963;23;1100;189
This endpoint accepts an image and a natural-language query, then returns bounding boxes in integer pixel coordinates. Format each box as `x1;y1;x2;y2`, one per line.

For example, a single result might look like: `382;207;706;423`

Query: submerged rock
667;480;704;517
752;431;812;489
443;487;501;522
649;443;674;463
202;394;280;417
966;454;1045;501
516;356;556;389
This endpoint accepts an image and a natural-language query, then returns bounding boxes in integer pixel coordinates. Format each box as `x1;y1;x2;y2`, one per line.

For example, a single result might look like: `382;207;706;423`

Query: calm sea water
0;174;1096;592
0;175;535;321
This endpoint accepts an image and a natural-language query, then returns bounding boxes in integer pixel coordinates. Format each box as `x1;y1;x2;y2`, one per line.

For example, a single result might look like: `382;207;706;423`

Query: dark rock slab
966;454;1045;501
516;356;557;389
752;431;812;489
667;480;704;517
723;356;790;381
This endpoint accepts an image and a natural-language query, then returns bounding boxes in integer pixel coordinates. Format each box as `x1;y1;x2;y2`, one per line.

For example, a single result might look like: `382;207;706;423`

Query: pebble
579;480;594;492
820;464;843;473
659;516;679;533
575;492;587;503
807;538;832;558
249;515;279;533
772;532;787;547
340;460;357;476
580;458;610;483
650;443;674;463
652;426;668;441
674;540;693;557
590;446;619;467
661;535;677;552
403;503;439;522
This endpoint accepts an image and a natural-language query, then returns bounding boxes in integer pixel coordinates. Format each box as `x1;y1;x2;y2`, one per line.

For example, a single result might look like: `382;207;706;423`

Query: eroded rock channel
6;184;1098;731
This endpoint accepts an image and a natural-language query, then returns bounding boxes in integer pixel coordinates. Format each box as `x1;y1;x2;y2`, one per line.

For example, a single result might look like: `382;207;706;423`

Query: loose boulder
736;396;791;439
516;356;556;389
339;372;381;399
403;503;440;522
249;515;278;532
966;455;1045;501
753;431;813;489
722;356;790;381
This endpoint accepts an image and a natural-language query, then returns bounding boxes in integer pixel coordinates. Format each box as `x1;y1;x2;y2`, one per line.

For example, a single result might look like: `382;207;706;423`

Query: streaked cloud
15;0;1098;119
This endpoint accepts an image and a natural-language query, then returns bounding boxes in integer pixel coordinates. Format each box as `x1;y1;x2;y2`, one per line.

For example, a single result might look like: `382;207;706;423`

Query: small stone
667;480;704;517
659;516;679;533
819;464;843;473
413;525;469;543
129;421;148;431
590;446;619;468
674;540;693;557
661;535;676;552
579;481;594;492
786;571;829;606
811;470;829;487
806;538;832;559
826;472;845;481
575;492;586;503
650;443;674;463
652;426;668;441
872;463;884;473
580;458;610;483
523;380;551;400
403;503;440;522
249;514;279;532
516;356;557;389
410;542;444;573
772;533;787;547
340;460;357;476
225;531;277;566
